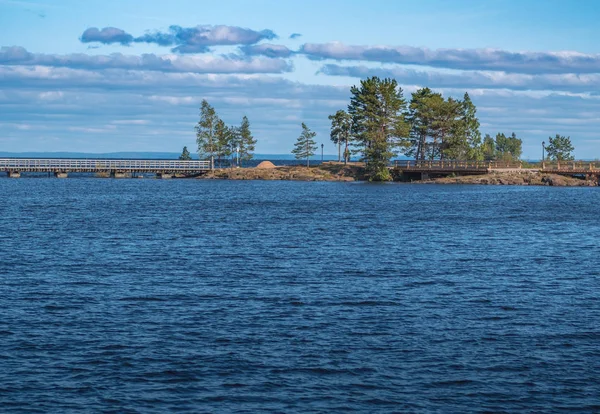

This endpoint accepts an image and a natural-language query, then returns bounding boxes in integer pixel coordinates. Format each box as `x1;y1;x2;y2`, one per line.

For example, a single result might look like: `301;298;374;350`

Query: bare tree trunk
344;139;349;164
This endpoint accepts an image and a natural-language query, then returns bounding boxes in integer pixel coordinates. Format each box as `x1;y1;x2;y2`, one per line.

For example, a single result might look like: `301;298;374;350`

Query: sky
2;0;600;158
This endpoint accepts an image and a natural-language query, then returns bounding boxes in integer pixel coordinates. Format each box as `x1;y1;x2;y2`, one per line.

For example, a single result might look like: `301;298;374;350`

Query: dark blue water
1;178;599;413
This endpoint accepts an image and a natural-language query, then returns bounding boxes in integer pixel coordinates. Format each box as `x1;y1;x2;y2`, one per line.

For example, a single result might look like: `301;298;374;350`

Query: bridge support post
7;171;21;178
421;172;429;180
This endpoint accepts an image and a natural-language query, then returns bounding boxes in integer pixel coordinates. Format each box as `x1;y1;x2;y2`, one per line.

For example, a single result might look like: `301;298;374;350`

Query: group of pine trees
187;78;575;177
326;76;527;180
325;76;576;180
481;133;523;161
191;99;257;168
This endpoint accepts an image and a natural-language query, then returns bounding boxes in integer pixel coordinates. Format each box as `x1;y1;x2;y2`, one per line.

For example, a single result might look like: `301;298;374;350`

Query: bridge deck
0;158;211;173
394;160;600;176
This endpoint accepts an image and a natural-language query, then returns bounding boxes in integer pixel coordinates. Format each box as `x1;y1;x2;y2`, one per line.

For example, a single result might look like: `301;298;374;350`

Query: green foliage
328;110;353;163
546;134;574;161
482;134;496;161
406;87;437;160
292;123;317;166
459;92;483;160
195;99;219;169
406;90;482;161
237;116;257;166
214;119;233;168
495;132;522;161
194;100;258;169
179;146;192;161
348;76;408;181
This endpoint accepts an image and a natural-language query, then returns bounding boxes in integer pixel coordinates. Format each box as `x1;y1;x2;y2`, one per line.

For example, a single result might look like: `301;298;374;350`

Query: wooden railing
0;158;211;172
540;161;600;171
392;159;600;173
393;160;522;170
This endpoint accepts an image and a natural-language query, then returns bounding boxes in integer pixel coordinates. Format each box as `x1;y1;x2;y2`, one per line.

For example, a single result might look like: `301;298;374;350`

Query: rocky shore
431;170;598;186
199;162;363;182
197;162;598;186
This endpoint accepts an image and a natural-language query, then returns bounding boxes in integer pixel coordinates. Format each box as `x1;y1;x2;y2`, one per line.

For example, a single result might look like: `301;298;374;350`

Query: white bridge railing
0;158;211;172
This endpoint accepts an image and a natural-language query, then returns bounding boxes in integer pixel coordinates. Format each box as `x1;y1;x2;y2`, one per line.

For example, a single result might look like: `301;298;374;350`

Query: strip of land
198;162;598;186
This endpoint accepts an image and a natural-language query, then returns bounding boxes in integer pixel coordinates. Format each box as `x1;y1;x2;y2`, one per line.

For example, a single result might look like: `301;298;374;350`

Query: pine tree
460;92;482;160
179;146;192;161
348;77;408;181
495;132;522;161
214;119;232;168
292;123;317;167
546;134;575;161
482;134;496;161
195;100;219;170
328;110;353;163
238;116;256;167
407;88;438;161
430;97;462;160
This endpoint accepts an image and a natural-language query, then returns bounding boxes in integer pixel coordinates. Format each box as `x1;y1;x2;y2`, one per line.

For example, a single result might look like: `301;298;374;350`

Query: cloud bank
80;27;134;46
239;44;293;58
80;25;278;53
0;46;292;74
301;42;600;74
319;64;600;93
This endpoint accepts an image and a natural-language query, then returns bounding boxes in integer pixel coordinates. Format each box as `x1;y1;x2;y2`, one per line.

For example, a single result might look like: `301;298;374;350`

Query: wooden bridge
393;160;600;179
540;161;600;176
0;158;211;178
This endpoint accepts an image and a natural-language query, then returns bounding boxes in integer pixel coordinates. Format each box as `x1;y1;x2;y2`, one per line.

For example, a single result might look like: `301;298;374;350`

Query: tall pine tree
292;123;317;167
407;87;438;161
238;116;257;167
214;119;232;168
460;92;482;160
328;110;353;163
348;77;409;180
195;100;219;170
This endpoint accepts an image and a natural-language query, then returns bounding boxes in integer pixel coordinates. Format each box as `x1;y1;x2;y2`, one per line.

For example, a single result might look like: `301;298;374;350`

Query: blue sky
2;0;600;158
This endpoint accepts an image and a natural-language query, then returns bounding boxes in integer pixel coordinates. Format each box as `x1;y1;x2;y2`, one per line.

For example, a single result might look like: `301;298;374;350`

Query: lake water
1;178;599;413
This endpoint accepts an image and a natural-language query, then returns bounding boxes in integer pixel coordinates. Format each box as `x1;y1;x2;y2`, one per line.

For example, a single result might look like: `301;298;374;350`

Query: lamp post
321;143;324;163
542;141;545;163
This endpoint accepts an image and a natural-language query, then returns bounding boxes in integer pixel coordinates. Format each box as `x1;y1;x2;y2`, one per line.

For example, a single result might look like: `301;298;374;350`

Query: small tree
546;134;575;161
179;146;192;160
292;123;317;167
